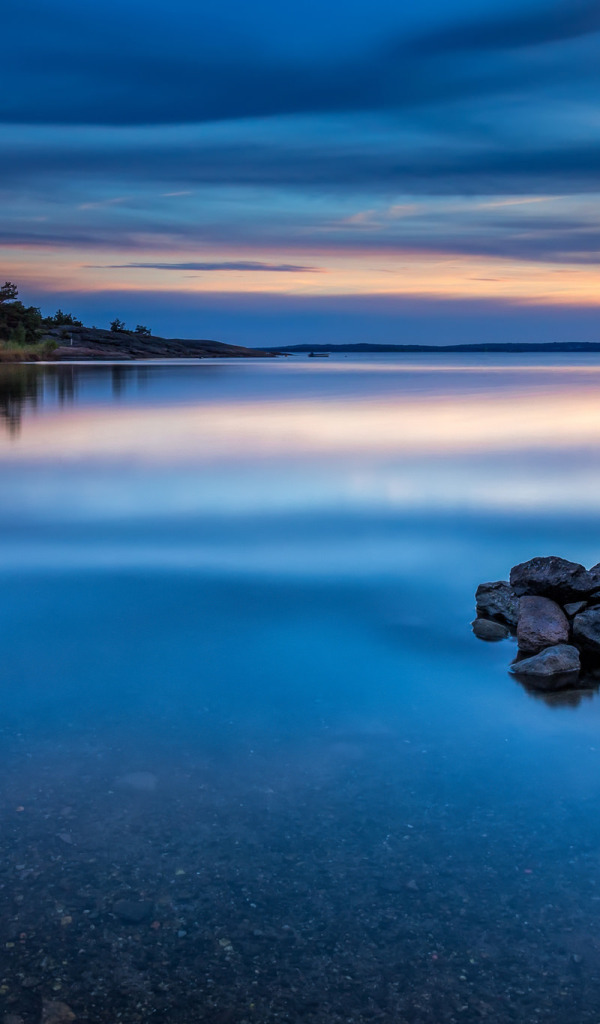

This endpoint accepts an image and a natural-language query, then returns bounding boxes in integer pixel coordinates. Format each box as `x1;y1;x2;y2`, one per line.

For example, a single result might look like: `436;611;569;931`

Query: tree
134;324;151;336
110;318;126;332
10;323;27;346
43;309;83;327
0;282;18;303
0;282;42;343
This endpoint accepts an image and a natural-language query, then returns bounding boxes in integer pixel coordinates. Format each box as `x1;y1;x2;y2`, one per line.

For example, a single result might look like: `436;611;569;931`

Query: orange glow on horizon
3;242;600;307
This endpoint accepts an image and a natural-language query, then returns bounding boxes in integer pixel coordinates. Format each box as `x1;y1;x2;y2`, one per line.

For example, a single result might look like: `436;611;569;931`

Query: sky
1;0;600;346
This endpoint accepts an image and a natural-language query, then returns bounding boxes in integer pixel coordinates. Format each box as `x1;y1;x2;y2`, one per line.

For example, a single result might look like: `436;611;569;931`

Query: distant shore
269;341;600;354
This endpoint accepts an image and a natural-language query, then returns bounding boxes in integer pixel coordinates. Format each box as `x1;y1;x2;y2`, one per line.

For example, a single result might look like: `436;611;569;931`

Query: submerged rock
113;899;154;923
41;1002;76;1024
510;555;593;602
475;581;519;626
572;606;600;655
517;595;569;654
471;618;509;641
509;644;580;688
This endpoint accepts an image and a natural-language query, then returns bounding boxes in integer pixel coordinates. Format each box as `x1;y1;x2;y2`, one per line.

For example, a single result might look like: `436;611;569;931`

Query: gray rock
510;555;593;601
471;618;509;641
517;595;569;653
475;581;519;626
572;606;600;655
512;556;592;599
510;644;580;686
563;601;587;617
113;899;154;923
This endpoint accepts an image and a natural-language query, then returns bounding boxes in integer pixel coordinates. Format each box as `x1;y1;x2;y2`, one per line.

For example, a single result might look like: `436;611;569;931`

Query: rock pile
473;556;600;691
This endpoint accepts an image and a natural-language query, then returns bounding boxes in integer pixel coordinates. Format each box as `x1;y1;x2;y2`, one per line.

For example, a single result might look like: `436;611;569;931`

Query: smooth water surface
2;355;600;1024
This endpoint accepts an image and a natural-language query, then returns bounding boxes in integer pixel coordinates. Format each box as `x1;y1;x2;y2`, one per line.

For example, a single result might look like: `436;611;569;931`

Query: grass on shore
0;338;58;362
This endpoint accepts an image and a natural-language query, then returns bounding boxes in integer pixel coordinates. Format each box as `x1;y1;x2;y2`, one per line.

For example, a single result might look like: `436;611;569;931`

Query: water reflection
518;679;600;707
4;358;600;1022
0;363;156;435
0;364;80;434
0;364;44;435
4;372;600;462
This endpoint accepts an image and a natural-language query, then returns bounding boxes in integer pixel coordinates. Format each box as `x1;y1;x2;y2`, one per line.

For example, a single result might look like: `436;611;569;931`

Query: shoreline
1;326;276;362
48;326;276;361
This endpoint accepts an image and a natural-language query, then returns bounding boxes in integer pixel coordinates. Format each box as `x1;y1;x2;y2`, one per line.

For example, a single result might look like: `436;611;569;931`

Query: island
0;282;274;361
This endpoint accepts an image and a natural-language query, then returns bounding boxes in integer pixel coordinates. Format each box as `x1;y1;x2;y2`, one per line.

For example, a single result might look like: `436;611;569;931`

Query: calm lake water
3;355;600;1023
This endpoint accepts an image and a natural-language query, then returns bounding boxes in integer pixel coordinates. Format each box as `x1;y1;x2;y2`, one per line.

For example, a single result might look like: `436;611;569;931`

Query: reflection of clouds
2;380;600;519
3;454;600;518
3;386;600;463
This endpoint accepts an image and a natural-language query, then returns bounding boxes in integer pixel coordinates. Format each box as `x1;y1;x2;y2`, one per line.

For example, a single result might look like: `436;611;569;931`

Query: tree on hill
110;318;126;332
0;282;18;304
0;282;43;344
134;324;151;336
43;309;83;328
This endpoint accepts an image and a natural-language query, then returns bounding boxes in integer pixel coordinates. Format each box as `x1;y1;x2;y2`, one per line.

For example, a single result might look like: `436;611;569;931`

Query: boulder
563;601;587;617
471;618;509;641
588;563;600;589
509;644;580;689
475;581;519;626
572;606;600;655
517;595;569;653
510;555;593;601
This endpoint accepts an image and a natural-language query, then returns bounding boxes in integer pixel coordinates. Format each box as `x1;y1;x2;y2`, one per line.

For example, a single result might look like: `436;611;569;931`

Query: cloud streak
413;0;600;53
90;261;323;273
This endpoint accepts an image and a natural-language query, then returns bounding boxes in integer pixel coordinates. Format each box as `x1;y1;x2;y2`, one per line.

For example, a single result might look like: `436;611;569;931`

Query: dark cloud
89;261;322;272
413;0;600;53
1;0;599;125
2;127;600;266
3;208;600;268
2;0;599;281
2;134;600;198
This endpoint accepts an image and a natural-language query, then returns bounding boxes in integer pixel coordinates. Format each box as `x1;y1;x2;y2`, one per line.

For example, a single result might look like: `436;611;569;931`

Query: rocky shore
473;556;600;691
44;326;273;361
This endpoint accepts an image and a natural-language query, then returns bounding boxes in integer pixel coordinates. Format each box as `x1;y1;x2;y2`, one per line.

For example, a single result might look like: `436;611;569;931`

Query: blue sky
1;0;599;344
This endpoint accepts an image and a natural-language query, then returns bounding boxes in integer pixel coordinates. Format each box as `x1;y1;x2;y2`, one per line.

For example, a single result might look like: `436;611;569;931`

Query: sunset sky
2;0;600;345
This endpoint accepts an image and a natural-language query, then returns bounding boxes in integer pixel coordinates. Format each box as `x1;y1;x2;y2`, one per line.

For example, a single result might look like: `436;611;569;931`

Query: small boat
308;351;330;357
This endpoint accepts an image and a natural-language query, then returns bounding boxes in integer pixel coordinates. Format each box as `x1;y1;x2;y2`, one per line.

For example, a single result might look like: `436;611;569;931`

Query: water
2;355;600;1023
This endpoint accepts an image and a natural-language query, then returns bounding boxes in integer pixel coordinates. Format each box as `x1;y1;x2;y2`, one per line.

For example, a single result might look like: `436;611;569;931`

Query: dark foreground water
3;355;600;1024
